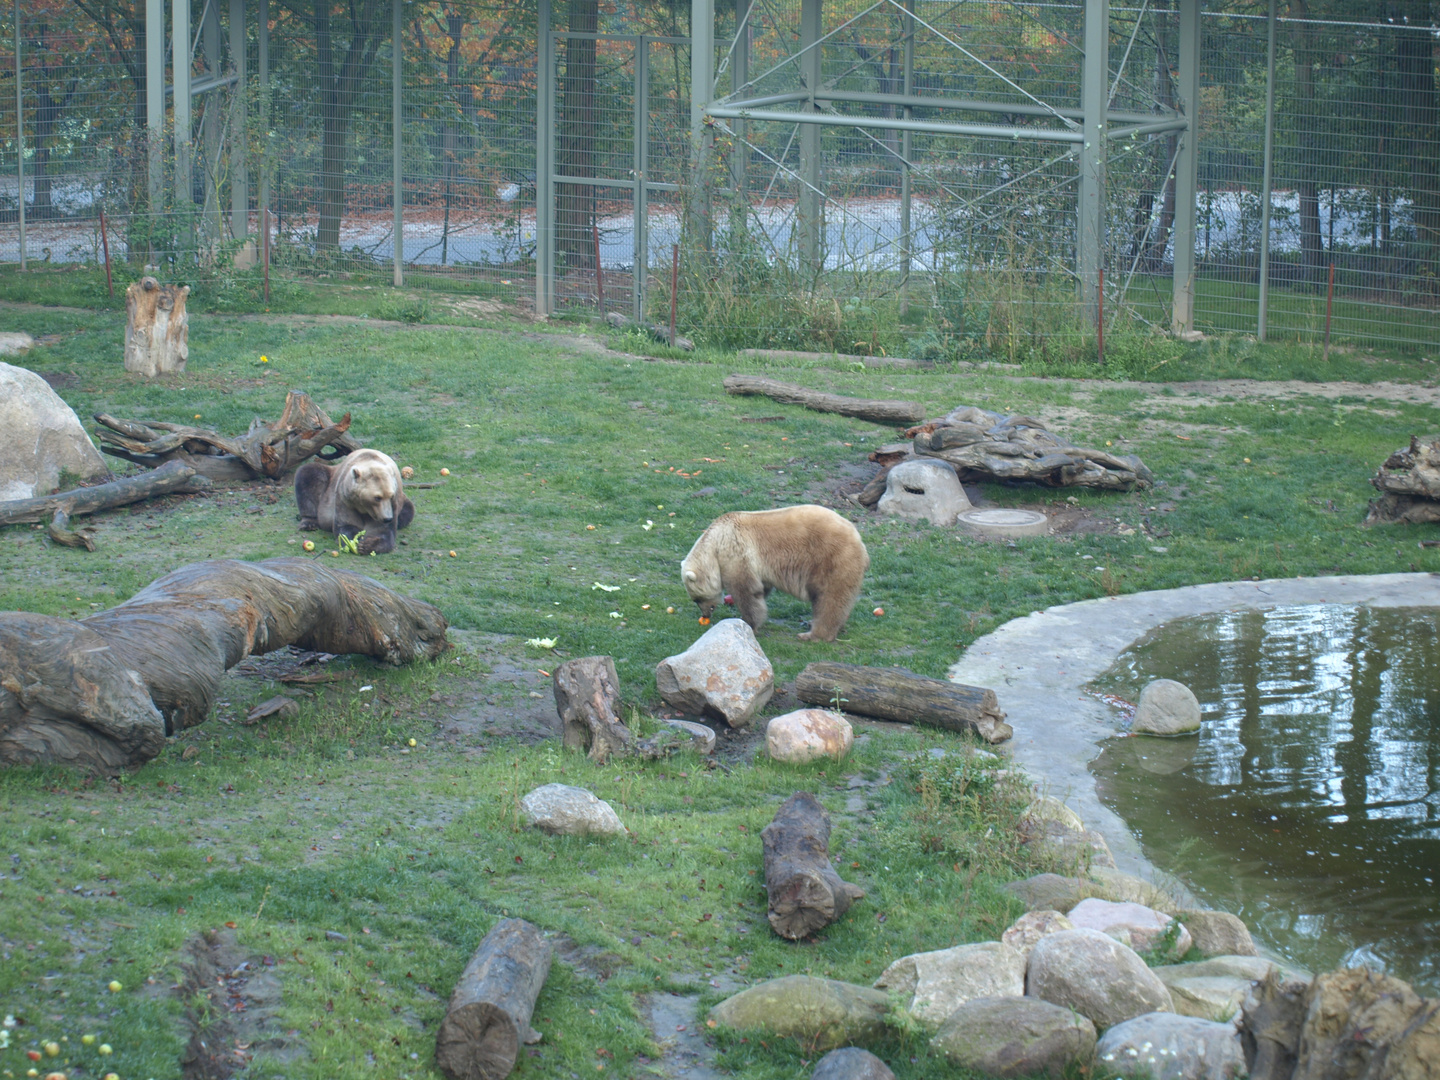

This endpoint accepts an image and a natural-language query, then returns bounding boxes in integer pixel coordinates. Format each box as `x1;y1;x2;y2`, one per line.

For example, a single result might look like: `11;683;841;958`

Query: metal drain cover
958;508;1050;538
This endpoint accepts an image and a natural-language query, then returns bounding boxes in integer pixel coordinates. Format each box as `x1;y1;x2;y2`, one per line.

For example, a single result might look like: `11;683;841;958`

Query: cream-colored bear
681;505;870;642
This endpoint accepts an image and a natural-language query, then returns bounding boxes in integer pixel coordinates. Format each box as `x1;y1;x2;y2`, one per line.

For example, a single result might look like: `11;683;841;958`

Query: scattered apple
45;1073;66;1080
27;1050;41;1062
44;1043;59;1057
330;550;340;557
873;607;885;616
81;1035;96;1046
98;1045;112;1056
698;617;710;626
401;466;414;480
448;550;457;558
666;606;675;614
26;1070;38;1078
108;980;122;992
439;468;450;477
408;738;417;747
302;540;315;552
105;1074;120;1080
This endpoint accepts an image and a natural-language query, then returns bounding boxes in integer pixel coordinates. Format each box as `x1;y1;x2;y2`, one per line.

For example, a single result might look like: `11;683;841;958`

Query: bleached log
123;276;190;377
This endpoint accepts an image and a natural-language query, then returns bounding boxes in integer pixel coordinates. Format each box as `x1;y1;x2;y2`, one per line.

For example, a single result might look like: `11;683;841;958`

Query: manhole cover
958;508;1049;537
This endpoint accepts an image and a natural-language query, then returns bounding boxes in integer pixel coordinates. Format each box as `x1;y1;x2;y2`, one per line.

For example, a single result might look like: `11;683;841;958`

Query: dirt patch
177;928;305;1080
432;630;563;747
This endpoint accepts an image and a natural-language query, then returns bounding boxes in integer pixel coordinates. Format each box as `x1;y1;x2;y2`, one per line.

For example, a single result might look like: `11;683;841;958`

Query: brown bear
295;448;415;555
681;505;870;642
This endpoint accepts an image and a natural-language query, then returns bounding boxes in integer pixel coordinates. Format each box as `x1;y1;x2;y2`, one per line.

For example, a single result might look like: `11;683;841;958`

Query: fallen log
435;918;552;1080
763;791;866;941
0;459;211;528
1;557;448;772
723;375;926;426
796;661;1012;744
46;510;98;550
552;656;634;764
93;389;361;481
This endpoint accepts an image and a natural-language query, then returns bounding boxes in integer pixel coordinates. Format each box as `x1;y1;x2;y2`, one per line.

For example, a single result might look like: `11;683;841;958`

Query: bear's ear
684;569;698;581
352;467;362;480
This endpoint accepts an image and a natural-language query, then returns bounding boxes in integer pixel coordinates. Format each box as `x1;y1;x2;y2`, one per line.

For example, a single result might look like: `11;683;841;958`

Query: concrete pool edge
949;572;1440;895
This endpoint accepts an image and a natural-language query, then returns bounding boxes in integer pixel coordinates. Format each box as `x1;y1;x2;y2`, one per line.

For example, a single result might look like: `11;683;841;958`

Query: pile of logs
1365;436;1440;525
855;405;1153;504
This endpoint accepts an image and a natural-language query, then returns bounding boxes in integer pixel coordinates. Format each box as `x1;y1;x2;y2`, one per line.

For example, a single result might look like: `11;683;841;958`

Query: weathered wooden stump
435;919;552;1080
796;661;1012;743
762;791;865;940
552;655;633;764
124;276;190;377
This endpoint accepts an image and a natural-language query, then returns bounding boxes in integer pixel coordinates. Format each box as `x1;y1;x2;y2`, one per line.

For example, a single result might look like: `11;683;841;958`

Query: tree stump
552;656;633;764
435;918;552;1080
762;791;865;940
124;276;190;377
796;661;1012;744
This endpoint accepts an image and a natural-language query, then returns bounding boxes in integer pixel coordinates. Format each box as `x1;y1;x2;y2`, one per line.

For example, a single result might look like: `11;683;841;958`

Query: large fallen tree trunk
435;918;552;1080
93;390;361;481
723;375;926;426
1;557;448;772
796;661;1012;744
0;460;211;528
763;791;866;940
1365;436;1440;525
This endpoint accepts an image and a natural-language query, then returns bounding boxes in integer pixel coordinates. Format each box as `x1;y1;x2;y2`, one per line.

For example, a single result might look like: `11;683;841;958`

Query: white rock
0;362;110;501
0;332;35;356
877;459;971;527
1158;975;1251;1023
1133;679;1202;736
874;941;1026;1026
1022;796;1086;834
519;783;625;837
1095;1012;1245;1080
1026;927;1173;1030
1001;910;1075;958
766;709;853;763
1175;910;1257;957
655;618;774;728
1068;898;1193;958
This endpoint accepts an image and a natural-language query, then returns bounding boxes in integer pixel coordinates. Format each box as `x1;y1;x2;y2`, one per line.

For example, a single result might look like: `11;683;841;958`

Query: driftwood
0;557;448;772
1365;436;1440;525
93;390;361;481
796;661;1012;744
435;918;552;1080
553;656;634;764
903;405;1152;491
0;459;211;528
762;791;866;940
723;374;926;426
124;276;190;376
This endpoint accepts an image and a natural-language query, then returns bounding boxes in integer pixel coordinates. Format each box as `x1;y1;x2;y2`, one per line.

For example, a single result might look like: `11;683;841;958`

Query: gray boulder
1089;867;1184;915
655;618;774;728
1133;679;1202;736
1068;898;1193;958
1176;910;1257;957
1096;1013;1245;1080
877;458;971;527
0;332;34;356
709;975;890;1052
931;995;1097;1078
0;362;110;500
519;783;625;837
1156;955;1278;984
1158;975;1252;1023
811;1047;895;1080
1027;928;1174;1030
873;940;1026;1026
1002;910;1076;958
1003;873;1096;913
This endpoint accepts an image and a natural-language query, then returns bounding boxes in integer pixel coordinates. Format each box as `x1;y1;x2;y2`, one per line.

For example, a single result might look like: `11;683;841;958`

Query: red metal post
262;207;271;304
592;221;605;313
99;209;114;300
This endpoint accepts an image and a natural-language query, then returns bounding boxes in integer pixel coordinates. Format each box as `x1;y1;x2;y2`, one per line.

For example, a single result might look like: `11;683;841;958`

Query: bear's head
350;459;401;523
680;553;722;618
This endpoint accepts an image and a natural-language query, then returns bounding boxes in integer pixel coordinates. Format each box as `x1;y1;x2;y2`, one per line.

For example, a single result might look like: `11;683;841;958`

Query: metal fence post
203;0;222;243
1078;0;1108;321
797;0;821;274
146;0;163;221
1257;0;1277;343
535;0;553;315
256;0;267;226
899;0;915;311
229;0;247;241
690;0;715;251
392;0;402;287
1171;0;1201;336
174;0;193;253
632;36;649;322
13;0;23;271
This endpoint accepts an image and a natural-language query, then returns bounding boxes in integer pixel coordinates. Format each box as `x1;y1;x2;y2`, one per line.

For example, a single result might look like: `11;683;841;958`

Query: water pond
1089;604;1440;991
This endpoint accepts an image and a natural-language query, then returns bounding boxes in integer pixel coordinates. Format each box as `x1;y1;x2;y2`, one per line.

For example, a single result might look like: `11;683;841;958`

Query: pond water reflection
1089;604;1440;991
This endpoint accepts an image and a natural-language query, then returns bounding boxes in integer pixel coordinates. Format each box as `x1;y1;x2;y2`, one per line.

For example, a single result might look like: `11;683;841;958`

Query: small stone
1067;898;1192;958
325;930;349;942
519;783;625;837
655;618;774;728
766;709;854;763
1175;910;1257;957
1002;910;1075;958
810;1046;895;1080
931;996;1096;1078
1026;928;1173;1030
1095;1013;1245;1080
877;459;971;527
1133;679;1202;736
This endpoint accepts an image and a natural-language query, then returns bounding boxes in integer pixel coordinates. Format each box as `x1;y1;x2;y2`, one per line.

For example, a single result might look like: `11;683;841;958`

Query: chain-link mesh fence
2;1;1437;356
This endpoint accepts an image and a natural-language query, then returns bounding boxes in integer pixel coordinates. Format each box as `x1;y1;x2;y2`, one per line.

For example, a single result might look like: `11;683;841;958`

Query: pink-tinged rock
1067;898;1192;958
766;709;854;763
655;618;774;728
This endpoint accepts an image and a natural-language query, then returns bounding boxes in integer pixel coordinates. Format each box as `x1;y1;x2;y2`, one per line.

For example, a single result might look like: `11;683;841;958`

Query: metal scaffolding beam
146;0;164;215
174;0;192;246
1078;0;1108;320
535;0;554;315
392;0;402;286
1171;0;1201;336
229;0;247;240
797;0;822;272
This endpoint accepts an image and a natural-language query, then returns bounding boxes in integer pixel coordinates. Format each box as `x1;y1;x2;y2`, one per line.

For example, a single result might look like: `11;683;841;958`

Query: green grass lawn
1;298;1439;1079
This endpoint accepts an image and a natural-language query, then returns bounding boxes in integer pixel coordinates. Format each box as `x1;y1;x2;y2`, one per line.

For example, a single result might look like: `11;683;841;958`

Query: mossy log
796;661;1012;744
0;557;448;773
435;919;552;1080
762;791;865;940
723;375;927;426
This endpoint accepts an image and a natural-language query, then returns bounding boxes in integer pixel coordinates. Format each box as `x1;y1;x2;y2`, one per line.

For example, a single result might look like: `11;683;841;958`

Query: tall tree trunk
556;0;597;268
313;0;383;251
1291;1;1324;290
1391;6;1440;262
441;8;463;265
